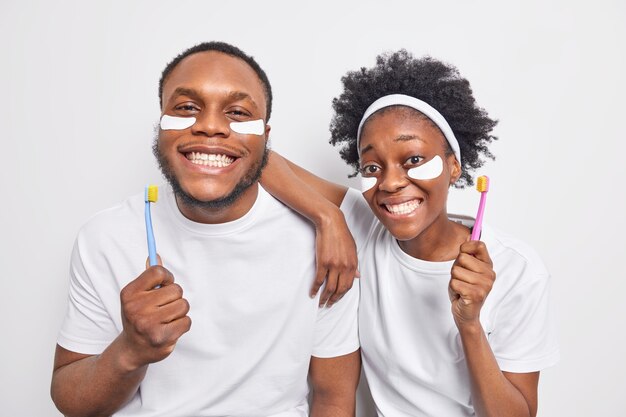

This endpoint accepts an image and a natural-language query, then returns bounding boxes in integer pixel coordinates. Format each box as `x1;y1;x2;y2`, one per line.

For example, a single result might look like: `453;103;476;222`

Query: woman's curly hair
330;50;497;187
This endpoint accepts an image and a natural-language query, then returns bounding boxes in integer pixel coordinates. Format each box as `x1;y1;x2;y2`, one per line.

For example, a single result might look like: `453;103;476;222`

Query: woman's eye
361;165;379;175
406;156;424;165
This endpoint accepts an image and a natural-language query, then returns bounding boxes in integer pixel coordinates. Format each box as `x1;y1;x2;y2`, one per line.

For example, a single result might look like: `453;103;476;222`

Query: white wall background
1;0;624;415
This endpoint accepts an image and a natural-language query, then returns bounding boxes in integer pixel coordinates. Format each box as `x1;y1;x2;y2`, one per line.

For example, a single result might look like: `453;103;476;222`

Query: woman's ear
448;154;462;185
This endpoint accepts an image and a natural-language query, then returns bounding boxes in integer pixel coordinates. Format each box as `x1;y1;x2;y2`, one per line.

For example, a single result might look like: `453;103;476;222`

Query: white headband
356;94;462;164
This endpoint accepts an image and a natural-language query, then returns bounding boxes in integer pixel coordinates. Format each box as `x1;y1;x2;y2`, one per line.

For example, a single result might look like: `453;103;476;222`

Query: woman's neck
398;212;470;262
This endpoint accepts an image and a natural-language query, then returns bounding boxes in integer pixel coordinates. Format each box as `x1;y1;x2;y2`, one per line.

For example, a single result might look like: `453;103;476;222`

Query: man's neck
175;182;260;224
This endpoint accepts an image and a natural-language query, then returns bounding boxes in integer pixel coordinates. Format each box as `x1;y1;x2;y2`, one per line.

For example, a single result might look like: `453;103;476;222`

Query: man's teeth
385;200;420;215
186;152;235;167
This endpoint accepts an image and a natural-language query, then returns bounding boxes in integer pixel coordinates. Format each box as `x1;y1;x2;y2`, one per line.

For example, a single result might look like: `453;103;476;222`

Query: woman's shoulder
482;223;550;284
448;213;549;283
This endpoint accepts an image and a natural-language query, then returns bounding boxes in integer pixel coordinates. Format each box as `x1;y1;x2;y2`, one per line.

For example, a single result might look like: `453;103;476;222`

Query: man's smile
186;152;235;168
175;143;247;173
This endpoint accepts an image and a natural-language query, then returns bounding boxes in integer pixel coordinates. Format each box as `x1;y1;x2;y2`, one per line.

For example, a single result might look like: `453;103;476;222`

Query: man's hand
310;210;359;308
448;240;496;329
118;262;191;369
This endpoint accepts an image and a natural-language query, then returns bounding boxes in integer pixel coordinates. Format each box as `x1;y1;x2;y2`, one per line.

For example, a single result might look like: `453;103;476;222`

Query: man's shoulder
257;184;314;223
77;191;145;239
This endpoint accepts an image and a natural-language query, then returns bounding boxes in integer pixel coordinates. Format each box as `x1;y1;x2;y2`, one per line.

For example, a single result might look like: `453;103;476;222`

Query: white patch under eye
361;176;377;193
230;119;265;135
160;115;196;130
407;155;444;180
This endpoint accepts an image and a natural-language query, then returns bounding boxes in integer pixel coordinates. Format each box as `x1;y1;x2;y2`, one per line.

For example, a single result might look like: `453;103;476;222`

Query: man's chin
179;185;236;204
153;135;269;212
172;175;260;212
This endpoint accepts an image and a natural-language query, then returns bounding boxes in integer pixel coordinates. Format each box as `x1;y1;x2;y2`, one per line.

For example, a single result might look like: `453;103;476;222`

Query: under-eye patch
361;176;377;193
230;119;265;135
160;115;196;130
407;155;443;180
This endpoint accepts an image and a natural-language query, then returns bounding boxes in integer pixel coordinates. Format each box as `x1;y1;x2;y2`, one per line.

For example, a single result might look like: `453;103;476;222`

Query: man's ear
264;123;271;143
448;154;462;185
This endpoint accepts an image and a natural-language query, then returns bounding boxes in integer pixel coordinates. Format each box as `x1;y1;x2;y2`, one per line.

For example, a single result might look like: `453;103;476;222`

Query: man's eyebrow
168;87;203;101
168;88;259;110
227;91;259;110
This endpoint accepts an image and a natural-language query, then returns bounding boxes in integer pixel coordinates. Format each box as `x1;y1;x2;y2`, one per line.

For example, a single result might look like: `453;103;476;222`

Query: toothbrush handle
471;192;487;241
145;202;158;266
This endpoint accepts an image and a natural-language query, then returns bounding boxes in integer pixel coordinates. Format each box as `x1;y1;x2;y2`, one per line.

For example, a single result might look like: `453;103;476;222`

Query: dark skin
263;107;540;417
360;108;538;417
51;51;359;417
51;256;190;417
159;51;271;224
260;154;359;308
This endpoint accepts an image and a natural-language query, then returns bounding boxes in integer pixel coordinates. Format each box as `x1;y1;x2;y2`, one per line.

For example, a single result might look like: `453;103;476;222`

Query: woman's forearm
459;324;538;417
261;151;348;224
260;151;358;305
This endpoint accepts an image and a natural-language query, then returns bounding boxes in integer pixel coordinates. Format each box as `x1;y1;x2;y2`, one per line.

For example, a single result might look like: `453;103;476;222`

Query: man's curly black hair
159;41;273;121
330;50;497;187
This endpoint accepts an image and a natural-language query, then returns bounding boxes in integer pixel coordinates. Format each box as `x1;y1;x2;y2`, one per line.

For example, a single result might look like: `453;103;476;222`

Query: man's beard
152;134;269;211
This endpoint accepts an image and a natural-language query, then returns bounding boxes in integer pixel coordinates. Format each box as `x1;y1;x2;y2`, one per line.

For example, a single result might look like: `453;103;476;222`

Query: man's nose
191;110;230;138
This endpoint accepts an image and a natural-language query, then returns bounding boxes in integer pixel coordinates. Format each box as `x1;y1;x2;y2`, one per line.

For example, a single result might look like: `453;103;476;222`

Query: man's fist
118;264;191;369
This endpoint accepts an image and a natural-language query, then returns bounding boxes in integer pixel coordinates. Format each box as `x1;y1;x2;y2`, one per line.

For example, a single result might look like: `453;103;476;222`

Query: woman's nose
378;166;409;193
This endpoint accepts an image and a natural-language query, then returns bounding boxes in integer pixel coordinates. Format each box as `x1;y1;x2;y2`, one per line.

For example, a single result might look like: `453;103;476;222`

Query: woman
263;50;559;416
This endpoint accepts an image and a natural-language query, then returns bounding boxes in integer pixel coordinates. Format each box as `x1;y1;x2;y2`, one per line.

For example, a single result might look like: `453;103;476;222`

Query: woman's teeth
186;152;234;167
385;200;420;215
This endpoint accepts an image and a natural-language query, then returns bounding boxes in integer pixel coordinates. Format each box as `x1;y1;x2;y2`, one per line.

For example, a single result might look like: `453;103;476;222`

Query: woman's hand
448;240;496;329
311;208;360;307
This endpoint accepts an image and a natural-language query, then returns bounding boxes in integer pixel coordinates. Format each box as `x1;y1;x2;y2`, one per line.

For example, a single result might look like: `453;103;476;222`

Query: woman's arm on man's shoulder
261;151;358;306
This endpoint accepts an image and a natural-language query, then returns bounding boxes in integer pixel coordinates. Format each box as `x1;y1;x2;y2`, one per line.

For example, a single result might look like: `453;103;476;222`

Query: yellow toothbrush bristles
476;176;489;192
147;185;158;202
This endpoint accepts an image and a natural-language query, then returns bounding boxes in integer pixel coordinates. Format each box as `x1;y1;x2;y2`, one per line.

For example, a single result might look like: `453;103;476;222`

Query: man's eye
227;109;251;119
175;104;199;112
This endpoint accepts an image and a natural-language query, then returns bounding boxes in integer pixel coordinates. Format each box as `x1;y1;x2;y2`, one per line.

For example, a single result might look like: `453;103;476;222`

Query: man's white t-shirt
58;184;359;417
340;188;559;417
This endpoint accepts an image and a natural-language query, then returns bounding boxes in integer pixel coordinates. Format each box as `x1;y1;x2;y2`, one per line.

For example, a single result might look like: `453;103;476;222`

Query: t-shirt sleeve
490;271;560;373
57;234;119;355
311;281;360;358
340;187;378;253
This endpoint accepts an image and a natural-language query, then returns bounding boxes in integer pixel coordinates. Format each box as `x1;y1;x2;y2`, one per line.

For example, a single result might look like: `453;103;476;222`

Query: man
51;42;360;417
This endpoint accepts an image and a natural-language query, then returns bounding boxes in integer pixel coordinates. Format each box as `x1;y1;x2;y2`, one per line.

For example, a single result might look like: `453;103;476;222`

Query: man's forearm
51;337;147;417
309;351;360;417
310;393;355;417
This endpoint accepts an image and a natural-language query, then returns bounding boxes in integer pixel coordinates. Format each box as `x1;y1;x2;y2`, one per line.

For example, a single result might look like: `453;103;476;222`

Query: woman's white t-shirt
340;188;559;417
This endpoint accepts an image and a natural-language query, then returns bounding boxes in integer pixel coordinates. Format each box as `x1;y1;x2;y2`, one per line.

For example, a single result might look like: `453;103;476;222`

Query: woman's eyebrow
394;134;424;142
361;134;425;154
360;143;374;156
